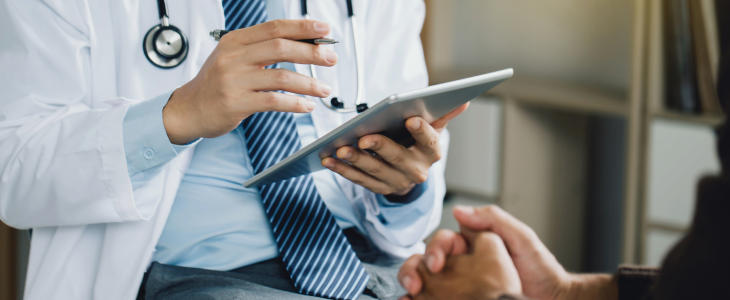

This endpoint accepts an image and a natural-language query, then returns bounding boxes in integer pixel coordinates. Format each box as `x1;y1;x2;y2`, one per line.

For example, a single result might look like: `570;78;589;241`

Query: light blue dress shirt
120;1;434;271
122;92;434;271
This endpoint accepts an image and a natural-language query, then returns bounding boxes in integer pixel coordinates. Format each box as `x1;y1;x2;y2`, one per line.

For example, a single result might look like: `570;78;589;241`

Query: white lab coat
0;0;445;299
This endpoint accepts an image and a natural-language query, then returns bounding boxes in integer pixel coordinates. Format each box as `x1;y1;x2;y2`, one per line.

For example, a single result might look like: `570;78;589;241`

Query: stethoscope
143;0;366;113
302;0;367;113
143;0;189;68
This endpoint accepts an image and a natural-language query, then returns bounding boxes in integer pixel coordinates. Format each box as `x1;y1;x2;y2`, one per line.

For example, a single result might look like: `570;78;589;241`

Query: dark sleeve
617;265;659;300
383;182;425;204
496;294;533;300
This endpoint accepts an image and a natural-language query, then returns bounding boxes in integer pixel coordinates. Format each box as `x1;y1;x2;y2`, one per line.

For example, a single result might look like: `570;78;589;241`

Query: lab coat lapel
90;1;221;298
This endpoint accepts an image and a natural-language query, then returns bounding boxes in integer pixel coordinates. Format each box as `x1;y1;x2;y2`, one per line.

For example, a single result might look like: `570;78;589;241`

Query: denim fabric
138;229;408;300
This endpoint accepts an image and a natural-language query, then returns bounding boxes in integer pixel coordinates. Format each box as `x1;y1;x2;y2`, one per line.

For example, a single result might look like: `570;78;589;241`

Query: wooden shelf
431;71;628;117
646;220;688;233
651;109;726;126
488;77;628;117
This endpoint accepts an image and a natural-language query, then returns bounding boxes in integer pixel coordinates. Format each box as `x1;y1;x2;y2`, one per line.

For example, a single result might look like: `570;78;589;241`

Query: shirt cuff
617;265;659;300
122;90;194;177
383;183;425;204
373;170;435;225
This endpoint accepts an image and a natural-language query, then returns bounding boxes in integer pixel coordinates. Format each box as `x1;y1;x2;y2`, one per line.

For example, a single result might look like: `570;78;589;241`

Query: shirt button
143;148;155;160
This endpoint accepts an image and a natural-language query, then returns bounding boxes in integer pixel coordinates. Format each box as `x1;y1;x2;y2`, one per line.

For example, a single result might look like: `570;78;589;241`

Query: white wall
444;96;502;197
425;0;634;91
646;119;721;228
644;119;720;266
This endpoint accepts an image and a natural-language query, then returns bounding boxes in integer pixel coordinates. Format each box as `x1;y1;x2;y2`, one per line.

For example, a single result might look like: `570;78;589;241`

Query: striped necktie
222;1;369;299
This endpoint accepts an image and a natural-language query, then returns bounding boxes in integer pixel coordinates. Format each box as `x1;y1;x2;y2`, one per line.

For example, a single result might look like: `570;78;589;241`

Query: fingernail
313;22;329;34
322;159;334;168
425;255;437;272
342;150;352;159
454;205;475;215
324;49;338;64
400;275;412;291
319;81;332;96
408;119;421;130
304;99;316;111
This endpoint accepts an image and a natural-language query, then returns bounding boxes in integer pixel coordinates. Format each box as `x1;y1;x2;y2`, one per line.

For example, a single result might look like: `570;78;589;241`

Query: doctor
0;0;463;299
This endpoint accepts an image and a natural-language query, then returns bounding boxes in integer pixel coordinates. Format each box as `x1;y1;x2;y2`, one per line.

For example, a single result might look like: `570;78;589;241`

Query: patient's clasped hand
398;205;617;300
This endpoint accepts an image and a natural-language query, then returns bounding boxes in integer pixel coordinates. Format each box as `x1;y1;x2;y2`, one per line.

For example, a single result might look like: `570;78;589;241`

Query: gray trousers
137;229;407;300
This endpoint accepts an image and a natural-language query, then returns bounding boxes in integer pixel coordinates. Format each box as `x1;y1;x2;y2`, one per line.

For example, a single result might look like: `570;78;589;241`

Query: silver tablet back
243;68;514;187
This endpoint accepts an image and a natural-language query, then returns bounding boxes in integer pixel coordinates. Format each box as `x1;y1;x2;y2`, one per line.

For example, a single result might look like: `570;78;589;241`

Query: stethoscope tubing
303;0;365;113
146;0;363;113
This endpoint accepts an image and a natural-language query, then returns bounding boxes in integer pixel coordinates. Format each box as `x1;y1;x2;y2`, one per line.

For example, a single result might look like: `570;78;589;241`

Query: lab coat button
143;148;155;159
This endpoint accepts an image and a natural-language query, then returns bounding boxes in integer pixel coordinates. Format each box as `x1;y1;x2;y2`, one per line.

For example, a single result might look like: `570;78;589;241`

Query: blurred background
1;0;727;299
428;0;725;275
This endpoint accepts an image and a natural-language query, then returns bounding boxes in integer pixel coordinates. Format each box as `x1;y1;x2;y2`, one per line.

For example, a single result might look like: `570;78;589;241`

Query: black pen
209;30;338;44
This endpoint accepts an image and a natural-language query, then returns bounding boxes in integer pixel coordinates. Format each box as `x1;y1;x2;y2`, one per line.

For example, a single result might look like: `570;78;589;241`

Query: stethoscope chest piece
144;24;188;68
144;0;188;69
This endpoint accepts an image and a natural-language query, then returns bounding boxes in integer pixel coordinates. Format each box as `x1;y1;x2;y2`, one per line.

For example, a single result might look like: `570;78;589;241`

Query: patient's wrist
564;274;618;300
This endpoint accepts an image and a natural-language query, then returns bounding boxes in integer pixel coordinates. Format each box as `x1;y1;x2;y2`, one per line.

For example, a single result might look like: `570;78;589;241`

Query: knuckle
272;69;291;84
393;181;409;192
298;20;311;34
427;137;439;149
476;232;501;246
401;181;414;191
482;205;503;217
263;92;281;108
270;38;288;54
264;20;284;37
413;169;429;184
330;162;343;172
294;97;305;111
366;164;381;175
348;150;362;162
391;151;406;165
219;93;236;110
370;137;384;150
309;78;320;93
213;53;233;71
311;45;324;61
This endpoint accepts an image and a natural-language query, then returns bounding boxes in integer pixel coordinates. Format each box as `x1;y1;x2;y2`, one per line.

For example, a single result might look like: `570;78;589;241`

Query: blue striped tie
223;1;369;299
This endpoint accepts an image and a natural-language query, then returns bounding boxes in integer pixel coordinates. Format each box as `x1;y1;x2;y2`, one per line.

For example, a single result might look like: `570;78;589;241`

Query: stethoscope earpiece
144;0;189;69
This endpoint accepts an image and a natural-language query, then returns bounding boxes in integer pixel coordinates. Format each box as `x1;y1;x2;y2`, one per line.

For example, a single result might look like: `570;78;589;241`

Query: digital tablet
243;68;514;188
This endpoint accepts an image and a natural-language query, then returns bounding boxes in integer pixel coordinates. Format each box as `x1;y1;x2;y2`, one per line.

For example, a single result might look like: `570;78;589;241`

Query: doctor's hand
163;20;338;144
321;104;469;197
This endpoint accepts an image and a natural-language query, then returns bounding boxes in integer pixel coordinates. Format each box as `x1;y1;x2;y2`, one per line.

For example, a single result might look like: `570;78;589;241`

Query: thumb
453;205;540;255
